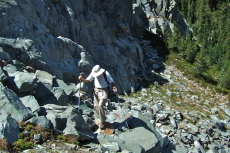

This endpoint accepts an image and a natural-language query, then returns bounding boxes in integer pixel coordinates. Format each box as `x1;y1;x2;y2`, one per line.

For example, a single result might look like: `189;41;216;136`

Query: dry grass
0;138;8;151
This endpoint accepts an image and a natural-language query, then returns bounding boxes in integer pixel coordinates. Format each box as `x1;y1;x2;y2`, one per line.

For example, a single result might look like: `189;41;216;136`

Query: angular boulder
0;115;20;144
20;95;40;114
13;71;36;92
0;82;33;122
118;127;160;152
26;116;50;129
97;134;144;153
42;104;94;141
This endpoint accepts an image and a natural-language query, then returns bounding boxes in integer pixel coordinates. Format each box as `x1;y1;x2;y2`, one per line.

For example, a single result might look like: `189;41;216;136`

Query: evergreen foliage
166;0;230;90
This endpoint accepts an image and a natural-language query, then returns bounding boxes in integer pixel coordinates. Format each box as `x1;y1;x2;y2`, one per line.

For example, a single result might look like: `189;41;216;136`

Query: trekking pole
78;76;82;111
116;94;130;130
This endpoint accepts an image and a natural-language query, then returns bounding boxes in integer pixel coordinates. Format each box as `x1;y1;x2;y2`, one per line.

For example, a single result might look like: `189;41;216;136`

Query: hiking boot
100;122;106;130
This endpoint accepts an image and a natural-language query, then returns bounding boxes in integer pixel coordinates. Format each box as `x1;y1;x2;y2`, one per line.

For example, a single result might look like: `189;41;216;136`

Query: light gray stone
43;105;94;141
20;95;40;113
194;140;206;153
118;127;160;152
101;142;120;152
169;116;177;128
52;87;70;106
97;134;144;153
26;116;50;129
219;104;230;117
153;103;163;113
35;70;54;86
187;123;199;134
3;64;18;76
13;71;36;92
54;79;76;96
34;134;41;141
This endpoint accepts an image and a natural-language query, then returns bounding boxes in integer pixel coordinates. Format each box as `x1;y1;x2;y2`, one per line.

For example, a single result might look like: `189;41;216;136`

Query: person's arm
105;71;117;93
78;73;89;83
111;82;117;93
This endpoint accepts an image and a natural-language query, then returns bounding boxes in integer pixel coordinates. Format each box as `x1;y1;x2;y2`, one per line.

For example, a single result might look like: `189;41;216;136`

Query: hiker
78;65;117;129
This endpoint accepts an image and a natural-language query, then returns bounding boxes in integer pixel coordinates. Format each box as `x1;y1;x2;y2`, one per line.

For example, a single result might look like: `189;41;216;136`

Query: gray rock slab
35;70;54;85
34;70;54;103
26;116;50;129
172;145;189;153
152;103;163;113
220;104;230;116
118;127;160;152
20;95;40;113
97;134;144;153
54;79;76;96
0;82;33;122
187;123;199;134
44;105;94;141
129;110;163;150
13;71;36;92
101;142;120;152
3;64;18;76
0;115;20;144
52;87;70;106
194;140;205;153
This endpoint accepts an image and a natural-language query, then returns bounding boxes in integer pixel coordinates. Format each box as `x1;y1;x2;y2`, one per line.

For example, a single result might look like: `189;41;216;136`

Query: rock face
133;0;192;37
0;0;134;94
0;0;189;94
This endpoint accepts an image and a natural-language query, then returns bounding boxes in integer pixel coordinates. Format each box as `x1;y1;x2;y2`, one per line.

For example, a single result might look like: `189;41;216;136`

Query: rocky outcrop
0;0;190;94
0;0;137;94
133;0;192;37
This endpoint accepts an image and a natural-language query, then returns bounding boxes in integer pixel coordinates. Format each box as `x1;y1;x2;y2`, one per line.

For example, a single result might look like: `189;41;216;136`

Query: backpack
103;71;110;97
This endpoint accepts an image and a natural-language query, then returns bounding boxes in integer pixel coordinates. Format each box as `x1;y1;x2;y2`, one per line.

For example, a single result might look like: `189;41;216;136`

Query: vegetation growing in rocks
164;0;230;92
0;138;8;151
57;134;79;145
11;123;49;152
7;122;72;152
126;63;229;124
165;52;230;100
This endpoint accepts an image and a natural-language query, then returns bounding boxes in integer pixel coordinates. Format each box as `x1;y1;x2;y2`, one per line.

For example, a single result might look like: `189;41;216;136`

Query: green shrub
57;134;67;142
12;139;35;152
57;134;78;144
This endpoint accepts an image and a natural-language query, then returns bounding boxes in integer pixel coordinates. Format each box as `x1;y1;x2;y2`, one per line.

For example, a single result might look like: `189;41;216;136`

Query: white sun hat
92;65;105;77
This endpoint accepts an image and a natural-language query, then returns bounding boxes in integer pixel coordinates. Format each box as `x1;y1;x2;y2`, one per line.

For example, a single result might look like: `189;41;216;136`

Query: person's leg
93;88;100;119
97;88;109;129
